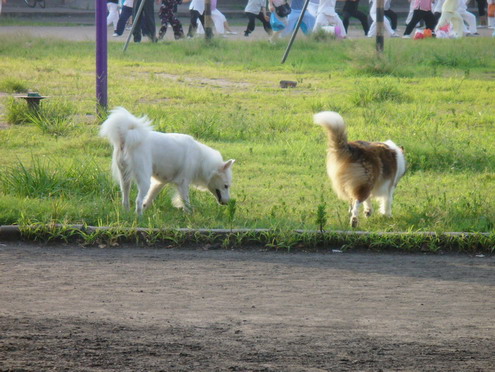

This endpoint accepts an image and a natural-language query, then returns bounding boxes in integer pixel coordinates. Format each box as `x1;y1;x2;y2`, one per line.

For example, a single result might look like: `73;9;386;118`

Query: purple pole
96;0;108;113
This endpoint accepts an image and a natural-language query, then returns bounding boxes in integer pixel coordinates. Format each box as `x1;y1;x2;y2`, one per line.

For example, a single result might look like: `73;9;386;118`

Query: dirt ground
0;242;494;371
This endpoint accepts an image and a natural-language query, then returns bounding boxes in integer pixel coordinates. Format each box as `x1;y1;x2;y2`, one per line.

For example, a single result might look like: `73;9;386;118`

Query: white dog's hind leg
135;178;151;216
121;179;131;211
115;155;131;211
143;181;165;211
350;200;361;227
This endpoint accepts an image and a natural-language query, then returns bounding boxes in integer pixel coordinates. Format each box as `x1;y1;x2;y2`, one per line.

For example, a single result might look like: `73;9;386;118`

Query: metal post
204;0;214;39
376;0;384;52
96;0;108;113
123;0;147;52
281;0;311;64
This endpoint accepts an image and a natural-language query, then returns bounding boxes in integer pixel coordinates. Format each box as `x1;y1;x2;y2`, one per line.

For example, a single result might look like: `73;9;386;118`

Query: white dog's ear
221;159;235;172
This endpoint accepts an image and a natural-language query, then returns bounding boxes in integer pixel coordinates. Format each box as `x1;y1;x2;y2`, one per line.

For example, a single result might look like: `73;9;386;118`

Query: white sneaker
402;35;411;39
112;33;120;37
226;31;238;35
391;32;400;38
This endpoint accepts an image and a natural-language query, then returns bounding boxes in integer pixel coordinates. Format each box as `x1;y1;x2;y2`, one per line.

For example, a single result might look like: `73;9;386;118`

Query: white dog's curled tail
314;111;348;151
99;107;153;150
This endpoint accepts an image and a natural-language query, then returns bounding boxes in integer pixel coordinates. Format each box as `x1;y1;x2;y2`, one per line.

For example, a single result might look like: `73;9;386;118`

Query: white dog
100;107;235;215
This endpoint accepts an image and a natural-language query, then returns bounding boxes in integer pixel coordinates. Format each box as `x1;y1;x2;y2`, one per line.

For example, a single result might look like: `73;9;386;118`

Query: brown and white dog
314;111;406;227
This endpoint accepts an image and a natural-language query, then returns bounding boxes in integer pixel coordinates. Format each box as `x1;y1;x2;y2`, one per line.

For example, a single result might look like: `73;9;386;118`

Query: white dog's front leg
143;181;165;211
176;182;192;213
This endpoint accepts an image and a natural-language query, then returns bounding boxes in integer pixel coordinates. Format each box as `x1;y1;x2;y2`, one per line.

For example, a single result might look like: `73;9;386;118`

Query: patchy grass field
0;35;494;235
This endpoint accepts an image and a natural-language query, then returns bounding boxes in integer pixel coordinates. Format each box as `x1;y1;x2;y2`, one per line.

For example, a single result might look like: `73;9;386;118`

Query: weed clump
6;97;76;137
351;79;406;107
0;78;29;93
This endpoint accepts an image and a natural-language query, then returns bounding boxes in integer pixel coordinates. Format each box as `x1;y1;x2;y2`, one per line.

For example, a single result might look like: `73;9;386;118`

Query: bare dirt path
0;242;494;371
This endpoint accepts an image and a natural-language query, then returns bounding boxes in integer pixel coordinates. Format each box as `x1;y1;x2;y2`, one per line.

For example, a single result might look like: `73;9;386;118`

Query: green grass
0;35;494;241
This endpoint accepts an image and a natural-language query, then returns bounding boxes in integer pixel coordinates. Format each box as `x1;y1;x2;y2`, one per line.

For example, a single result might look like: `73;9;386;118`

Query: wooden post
376;0;384;52
204;0;214;39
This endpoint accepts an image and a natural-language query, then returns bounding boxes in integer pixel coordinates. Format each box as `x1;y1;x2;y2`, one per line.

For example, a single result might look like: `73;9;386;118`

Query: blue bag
270;12;286;32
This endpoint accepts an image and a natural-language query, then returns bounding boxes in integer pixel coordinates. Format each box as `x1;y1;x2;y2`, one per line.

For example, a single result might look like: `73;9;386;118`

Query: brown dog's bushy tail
314;111;348;153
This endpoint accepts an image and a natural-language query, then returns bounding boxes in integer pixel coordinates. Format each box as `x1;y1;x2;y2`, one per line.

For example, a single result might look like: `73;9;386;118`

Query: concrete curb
1;224;492;237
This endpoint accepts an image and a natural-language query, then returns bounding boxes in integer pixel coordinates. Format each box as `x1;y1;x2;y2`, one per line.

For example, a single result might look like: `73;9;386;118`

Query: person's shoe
391;32;400;38
244;31;250;37
226;31;238;35
112;32;120;37
402;34;411;38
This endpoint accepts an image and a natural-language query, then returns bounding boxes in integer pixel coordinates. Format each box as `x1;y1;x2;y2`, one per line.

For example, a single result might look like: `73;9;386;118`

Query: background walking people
158;0;189;40
187;0;205;37
244;0;272;37
107;0;120;34
368;0;399;37
341;0;369;36
113;0;134;36
283;0;316;36
313;0;347;37
402;0;436;38
132;0;157;42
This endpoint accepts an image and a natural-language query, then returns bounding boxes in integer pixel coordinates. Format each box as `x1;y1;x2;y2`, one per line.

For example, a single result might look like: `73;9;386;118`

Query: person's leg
367;20;376;36
115;5;133;35
158;2;169;39
187;9;201;37
423;10;437;30
211;9;226;34
171;12;184;38
477;0;487;16
303;13;316;35
342;10;351;32
460;9;478;33
405;1;415;24
107;2;120;29
245;12;256;35
384;9;398;30
133;0;143;41
329;14;347;36
256;11;273;35
138;0;156;41
352;9;370;35
404;10;422;35
313;13;329;31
